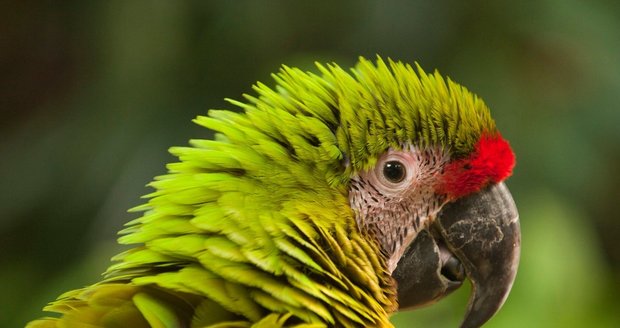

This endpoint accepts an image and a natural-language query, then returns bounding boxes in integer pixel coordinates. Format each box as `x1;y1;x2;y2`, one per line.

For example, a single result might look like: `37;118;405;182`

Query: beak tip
439;182;521;328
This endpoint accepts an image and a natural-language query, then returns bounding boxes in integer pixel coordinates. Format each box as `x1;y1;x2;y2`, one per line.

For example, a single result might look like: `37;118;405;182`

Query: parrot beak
392;182;520;328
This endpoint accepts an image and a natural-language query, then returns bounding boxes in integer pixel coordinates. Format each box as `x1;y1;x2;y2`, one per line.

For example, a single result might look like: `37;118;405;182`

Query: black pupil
383;160;406;183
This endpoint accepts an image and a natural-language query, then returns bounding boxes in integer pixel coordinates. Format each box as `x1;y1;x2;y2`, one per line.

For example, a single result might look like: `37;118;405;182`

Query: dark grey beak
392;182;520;328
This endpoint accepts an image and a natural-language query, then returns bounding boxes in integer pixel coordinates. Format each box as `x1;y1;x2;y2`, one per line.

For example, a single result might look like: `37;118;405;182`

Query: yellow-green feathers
240;57;496;173
215;56;496;183
335;58;496;167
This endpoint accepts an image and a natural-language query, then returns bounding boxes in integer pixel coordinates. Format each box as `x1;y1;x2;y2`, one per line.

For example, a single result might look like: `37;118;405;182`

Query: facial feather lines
349;146;450;272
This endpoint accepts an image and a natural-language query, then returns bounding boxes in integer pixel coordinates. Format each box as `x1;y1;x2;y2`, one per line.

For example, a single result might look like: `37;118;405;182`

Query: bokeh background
2;1;619;327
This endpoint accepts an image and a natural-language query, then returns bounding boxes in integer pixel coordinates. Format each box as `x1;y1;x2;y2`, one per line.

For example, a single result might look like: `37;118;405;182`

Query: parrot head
28;56;519;328
329;58;519;327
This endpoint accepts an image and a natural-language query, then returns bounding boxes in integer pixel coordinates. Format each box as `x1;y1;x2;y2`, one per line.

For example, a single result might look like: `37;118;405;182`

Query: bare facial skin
349;146;450;272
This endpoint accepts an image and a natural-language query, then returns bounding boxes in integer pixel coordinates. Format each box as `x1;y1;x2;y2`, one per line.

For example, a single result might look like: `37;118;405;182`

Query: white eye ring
371;152;416;192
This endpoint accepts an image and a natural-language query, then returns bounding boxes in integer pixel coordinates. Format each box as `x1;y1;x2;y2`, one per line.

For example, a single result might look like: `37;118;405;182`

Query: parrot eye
368;151;416;192
383;161;406;183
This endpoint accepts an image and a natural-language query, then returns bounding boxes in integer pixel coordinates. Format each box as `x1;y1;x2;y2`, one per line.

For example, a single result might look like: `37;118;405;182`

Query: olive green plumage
28;57;497;328
327;58;496;171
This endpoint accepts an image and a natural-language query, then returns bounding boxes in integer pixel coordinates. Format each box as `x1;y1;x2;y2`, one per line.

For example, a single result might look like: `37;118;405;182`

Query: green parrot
28;57;519;328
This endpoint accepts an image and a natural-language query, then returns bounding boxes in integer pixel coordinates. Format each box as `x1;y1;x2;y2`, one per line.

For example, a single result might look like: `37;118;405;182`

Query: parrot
27;56;519;328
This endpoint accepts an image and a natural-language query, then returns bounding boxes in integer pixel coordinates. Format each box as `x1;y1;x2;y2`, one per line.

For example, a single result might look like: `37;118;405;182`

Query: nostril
441;256;465;282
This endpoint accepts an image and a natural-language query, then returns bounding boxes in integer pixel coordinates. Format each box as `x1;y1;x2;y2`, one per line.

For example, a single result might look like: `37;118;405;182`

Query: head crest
316;57;497;170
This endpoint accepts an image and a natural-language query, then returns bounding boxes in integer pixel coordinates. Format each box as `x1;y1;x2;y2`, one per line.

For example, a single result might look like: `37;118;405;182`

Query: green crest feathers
335;57;496;168
226;56;496;175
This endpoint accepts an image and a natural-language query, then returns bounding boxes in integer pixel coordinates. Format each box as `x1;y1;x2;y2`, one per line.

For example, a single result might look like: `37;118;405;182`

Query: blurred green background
2;1;619;327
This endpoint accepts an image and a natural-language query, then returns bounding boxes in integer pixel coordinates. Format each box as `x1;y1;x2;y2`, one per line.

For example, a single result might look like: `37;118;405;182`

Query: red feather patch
439;133;515;199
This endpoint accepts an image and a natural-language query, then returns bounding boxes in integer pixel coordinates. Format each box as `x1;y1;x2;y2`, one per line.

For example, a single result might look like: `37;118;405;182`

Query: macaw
28;57;519;328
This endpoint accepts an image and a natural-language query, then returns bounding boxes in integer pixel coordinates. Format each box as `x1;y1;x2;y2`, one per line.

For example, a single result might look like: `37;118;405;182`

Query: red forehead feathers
439;134;515;199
